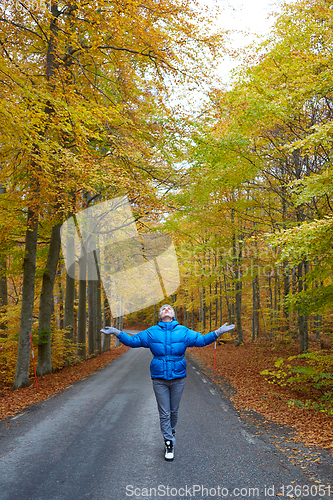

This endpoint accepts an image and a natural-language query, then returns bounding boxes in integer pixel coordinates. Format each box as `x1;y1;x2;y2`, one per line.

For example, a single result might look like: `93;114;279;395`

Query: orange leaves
188;341;333;449
0;344;129;421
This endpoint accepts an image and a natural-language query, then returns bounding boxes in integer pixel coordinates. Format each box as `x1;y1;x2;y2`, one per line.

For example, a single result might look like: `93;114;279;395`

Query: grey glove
215;323;235;336
100;326;120;337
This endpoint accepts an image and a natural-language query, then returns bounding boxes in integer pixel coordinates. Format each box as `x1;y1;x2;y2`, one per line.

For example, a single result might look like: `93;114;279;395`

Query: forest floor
0;343;130;421
0;330;332;454
188;338;333;451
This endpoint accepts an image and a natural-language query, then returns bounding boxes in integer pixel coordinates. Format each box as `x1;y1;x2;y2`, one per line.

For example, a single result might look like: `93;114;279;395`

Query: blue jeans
152;377;186;445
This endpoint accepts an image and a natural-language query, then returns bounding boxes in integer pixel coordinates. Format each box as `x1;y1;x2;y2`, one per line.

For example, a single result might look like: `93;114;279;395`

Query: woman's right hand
100;326;120;337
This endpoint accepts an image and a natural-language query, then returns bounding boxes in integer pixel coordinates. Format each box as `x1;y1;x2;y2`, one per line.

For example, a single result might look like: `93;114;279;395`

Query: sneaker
172;429;175;435
164;440;174;461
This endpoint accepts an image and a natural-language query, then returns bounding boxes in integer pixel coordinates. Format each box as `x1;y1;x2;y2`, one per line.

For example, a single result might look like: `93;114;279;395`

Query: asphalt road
0;341;331;500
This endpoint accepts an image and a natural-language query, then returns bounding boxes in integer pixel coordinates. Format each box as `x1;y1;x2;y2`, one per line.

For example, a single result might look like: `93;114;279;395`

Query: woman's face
160;306;173;322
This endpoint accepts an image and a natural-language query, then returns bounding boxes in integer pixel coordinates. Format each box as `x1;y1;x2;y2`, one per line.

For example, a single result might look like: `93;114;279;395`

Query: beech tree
0;0;225;387
164;0;333;354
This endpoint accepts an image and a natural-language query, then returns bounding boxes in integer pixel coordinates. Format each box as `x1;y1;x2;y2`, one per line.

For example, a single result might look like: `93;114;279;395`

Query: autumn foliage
0;0;333;450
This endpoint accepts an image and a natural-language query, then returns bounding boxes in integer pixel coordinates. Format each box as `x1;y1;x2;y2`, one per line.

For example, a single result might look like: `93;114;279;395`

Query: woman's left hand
215;323;235;336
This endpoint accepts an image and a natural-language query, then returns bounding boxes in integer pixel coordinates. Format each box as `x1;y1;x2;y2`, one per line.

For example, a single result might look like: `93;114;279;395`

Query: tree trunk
0;253;7;334
77;251;87;358
64;271;75;348
260;307;268;340
252;274;260;341
268;275;274;340
115;315;122;347
223;270;232;325
199;291;202;328
291;266;297;339
214;278;218;330
12;207;39;390
283;262;290;335
0;184;7;332
114;314;120;347
274;271;279;336
95;278;102;353
56;264;64;329
202;286;206;331
37;223;61;376
234;237;243;346
219;278;222;327
88;279;96;355
0;257;7;306
314;280;321;341
209;283;212;331
103;294;111;351
298;260;308;353
235;246;243;346
235;272;243;345
299;312;308;353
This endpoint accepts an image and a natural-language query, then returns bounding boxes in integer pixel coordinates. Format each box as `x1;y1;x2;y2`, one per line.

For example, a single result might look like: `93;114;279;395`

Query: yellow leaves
1;0;224;182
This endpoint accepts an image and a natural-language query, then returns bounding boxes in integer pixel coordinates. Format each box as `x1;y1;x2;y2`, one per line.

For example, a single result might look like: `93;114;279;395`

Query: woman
101;305;235;461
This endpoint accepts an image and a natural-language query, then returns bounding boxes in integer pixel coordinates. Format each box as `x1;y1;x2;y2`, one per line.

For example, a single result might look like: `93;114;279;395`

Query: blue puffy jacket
117;320;218;380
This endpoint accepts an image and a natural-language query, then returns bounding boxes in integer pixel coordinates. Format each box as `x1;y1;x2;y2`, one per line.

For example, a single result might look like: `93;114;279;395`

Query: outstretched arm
101;326;121;337
186;323;235;347
100;327;149;348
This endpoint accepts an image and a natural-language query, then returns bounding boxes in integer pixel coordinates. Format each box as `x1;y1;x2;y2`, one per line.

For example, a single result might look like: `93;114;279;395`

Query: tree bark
274;271;279;336
314;280;322;341
12;207;39;389
0;253;7;334
283;262;290;335
95;277;102;353
209;283;212;332
223;270;232;325
202;286;206;331
102;294;111;351
214;278;218;330
36;223;61;376
77;252;87;358
115;315;122;347
219;278;222;327
56;264;64;329
0;257;7;306
88;279;96;355
252;274;260;341
0;185;7;332
233;232;243;345
268;275;274;340
235;273;243;345
298;260;308;353
64;272;75;343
